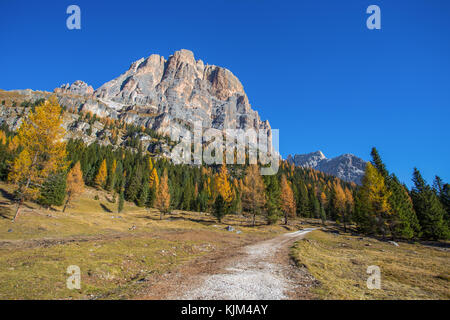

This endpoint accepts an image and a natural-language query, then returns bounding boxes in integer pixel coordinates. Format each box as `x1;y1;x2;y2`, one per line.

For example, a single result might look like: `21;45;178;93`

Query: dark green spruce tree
38;172;67;209
118;189;125;214
433;176;450;227
264;175;281;224
411;168;448;240
137;183;149;207
213;194;226;223
320;202;327;225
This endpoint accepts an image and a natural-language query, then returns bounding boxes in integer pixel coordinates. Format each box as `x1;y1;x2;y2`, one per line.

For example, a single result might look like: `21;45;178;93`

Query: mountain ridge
287;151;366;184
54;49;271;137
1;49;366;183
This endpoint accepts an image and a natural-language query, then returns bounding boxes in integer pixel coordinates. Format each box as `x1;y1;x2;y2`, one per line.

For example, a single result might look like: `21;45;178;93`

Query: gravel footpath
180;228;316;300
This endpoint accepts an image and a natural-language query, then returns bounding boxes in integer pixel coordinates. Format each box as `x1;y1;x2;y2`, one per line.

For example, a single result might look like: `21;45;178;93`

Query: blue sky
1;0;449;187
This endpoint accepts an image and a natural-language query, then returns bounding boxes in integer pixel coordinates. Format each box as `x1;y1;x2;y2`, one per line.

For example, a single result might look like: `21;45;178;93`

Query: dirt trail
164;228;318;300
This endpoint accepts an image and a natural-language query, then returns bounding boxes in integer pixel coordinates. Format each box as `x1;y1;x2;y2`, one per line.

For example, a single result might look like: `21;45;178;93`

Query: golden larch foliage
361;162;392;214
111;159;117;176
344;188;354;208
149;166;159;190
280;174;296;224
8;135;19;152
94;159;108;189
334;182;347;213
241;165;266;225
8;96;67;221
214;164;233;203
63;161;85;212
155;169;171;217
0;130;6;145
320;191;328;206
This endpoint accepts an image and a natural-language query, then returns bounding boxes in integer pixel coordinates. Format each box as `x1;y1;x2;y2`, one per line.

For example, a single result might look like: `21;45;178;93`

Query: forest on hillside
0;97;448;241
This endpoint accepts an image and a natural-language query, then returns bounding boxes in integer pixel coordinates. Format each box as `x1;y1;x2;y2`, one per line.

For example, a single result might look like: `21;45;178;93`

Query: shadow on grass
100;203;113;213
0;187;15;201
0;205;13;219
0;187;15;219
134;211;270;228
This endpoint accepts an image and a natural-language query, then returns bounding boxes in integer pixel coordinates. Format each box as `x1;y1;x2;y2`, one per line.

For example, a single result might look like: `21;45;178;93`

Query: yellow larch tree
333;182;348;231
8;135;19;152
280;174;296;225
148;158;159;190
241;165;266;226
214;164;233;204
356;162;392;237
0;130;6;145
320;191;328;207
344;187;354;216
155;169;170;219
8;96;67;222
94;159;107;189
63;161;85;212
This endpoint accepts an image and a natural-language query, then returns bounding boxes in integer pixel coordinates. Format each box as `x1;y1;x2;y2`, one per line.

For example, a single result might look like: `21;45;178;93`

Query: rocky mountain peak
287;150;327;169
54;80;94;96
170;49;197;66
287;151;366;184
90;49;269;135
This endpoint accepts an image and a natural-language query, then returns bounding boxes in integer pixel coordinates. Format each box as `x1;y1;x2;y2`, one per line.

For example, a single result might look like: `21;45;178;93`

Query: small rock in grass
226;226;235;232
7;229;13;233
236;230;242;234
389;241;399;247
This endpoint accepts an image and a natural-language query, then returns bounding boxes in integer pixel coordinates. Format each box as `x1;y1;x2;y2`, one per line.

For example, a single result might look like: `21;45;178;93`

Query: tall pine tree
411;168;448;240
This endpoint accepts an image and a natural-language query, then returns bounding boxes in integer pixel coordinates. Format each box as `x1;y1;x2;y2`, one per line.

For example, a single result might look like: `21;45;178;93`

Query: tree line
0;97;448;240
353;148;449;240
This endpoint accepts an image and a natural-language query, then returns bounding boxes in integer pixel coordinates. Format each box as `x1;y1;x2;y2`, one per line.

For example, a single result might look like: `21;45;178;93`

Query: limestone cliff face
0;49;272;157
93;49;270;135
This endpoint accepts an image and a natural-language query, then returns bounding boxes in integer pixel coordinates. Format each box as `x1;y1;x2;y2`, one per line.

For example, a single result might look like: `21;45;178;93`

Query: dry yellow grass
0;181;293;299
291;229;450;300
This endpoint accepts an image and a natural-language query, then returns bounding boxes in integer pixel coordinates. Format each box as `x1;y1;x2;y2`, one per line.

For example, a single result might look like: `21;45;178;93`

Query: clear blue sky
1;0;449;187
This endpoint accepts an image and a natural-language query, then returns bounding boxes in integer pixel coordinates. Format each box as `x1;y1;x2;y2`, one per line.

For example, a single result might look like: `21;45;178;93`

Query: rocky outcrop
4;50;271;139
287;151;366;184
287;151;326;169
93;49;270;135
0;49;274;159
54;80;94;96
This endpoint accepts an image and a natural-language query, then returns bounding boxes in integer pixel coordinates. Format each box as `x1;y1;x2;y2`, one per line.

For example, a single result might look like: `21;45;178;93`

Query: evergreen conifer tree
411;168;448;240
264;175;281;224
38;172;67;209
213;194;226;223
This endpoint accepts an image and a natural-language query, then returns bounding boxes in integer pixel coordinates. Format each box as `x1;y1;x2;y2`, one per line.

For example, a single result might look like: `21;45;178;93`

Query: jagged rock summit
52;49;270;136
54;80;94;96
0;49;272;158
287;151;366;185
